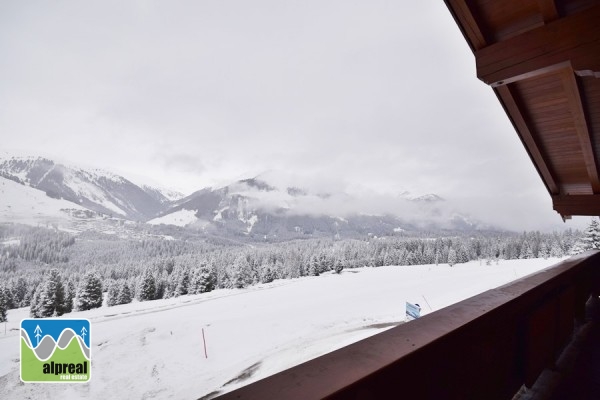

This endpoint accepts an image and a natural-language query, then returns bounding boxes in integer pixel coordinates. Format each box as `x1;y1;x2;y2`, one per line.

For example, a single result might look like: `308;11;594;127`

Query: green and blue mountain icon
20;319;91;383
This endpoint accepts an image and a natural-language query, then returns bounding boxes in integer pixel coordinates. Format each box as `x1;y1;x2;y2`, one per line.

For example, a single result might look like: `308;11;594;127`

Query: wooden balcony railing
216;251;600;400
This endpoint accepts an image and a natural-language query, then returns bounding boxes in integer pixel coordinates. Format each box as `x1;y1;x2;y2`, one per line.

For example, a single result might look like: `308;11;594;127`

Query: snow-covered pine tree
29;285;43;318
39;268;66;317
117;280;132;304
1;285;14;311
570;241;584;255
308;255;320;276
259;265;276;283
447;248;457;267
582;218;600;250
230;256;252;289
519;241;534;259
0;285;7;322
424;247;435;265
139;270;156;301
457;243;470;264
76;271;103;311
154;270;168;299
187;268;199;294
175;266;190;296
13;277;29;308
318;252;333;273
63;280;75;313
164;269;178;298
196;264;215;293
334;258;344;274
538;242;549;259
106;281;119;307
550;239;564;257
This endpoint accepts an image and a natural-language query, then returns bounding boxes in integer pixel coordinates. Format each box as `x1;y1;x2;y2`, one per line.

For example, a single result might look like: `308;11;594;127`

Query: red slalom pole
202;328;208;359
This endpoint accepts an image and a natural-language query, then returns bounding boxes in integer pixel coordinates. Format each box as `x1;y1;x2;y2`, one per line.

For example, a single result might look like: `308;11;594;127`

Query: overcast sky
0;1;589;231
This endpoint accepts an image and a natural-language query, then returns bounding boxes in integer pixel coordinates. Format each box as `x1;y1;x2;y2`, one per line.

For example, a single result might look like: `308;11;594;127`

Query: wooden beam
537;0;559;23
496;85;560;194
553;195;600;216
561;69;600;193
445;0;487;50
476;4;600;87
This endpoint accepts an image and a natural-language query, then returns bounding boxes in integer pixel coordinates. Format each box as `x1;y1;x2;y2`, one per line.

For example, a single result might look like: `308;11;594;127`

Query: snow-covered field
0;258;565;399
148;209;199;227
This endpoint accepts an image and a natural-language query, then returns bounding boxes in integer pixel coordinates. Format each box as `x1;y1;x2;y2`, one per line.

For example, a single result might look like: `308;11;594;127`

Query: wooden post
202;328;208;359
422;295;432;311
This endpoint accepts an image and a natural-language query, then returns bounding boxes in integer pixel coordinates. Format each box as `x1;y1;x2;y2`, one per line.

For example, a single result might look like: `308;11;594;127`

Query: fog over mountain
0;155;499;240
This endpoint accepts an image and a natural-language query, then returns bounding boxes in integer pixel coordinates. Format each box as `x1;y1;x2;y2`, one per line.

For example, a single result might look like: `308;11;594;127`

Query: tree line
0;221;593;321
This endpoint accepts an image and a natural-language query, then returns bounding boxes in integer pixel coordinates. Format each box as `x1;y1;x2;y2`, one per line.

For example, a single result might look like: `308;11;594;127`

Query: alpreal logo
20;318;91;383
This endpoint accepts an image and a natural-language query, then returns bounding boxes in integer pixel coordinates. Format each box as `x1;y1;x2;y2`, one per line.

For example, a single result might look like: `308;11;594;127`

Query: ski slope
148;209;199;227
0;258;565;399
0;176;89;226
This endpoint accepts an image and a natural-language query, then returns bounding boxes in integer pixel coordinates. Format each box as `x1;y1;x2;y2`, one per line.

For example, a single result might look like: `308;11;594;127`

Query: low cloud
226;173;582;232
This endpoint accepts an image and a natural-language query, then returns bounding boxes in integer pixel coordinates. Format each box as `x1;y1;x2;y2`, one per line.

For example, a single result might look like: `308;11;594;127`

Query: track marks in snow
141;388;167;400
211;318;399;397
197;390;222;400
96;340;109;351
223;361;262;387
140;327;156;346
359;321;402;330
150;362;165;382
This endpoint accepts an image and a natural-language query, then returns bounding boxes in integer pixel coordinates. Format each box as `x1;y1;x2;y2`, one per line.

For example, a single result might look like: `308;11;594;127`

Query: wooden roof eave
444;0;559;198
444;0;600;219
474;5;600;88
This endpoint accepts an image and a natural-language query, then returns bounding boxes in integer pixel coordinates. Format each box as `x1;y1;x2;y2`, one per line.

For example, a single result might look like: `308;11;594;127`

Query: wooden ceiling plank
496;84;560;194
475;4;600;87
553;194;600;216
537;0;559;23
561;69;600;193
445;0;487;50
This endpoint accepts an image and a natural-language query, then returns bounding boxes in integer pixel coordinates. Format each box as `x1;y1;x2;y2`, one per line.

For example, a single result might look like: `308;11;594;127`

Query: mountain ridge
0;155;490;239
0;156;174;221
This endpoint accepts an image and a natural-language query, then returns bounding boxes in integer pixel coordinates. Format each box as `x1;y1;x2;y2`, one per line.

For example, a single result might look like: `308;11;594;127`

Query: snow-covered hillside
0;176;91;227
0;156;171;221
0;176;187;239
0;258;563;399
148;209;199;227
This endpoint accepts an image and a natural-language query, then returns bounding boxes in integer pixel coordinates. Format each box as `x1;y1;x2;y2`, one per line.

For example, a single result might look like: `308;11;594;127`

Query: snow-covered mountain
0;155;487;238
0;157;178;221
149;176;483;239
141;185;183;204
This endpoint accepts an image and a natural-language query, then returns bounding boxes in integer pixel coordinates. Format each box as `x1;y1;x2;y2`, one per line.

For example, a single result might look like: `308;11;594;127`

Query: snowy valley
0;258;565;399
